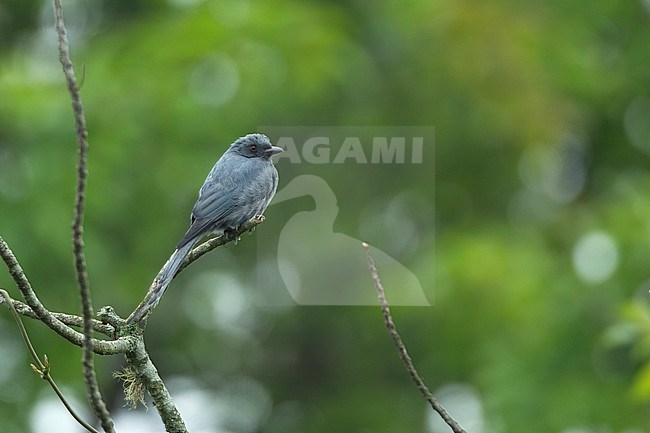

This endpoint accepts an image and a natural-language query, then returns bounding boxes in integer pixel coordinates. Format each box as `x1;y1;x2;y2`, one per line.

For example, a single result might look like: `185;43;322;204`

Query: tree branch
127;215;265;324
125;337;189;433
178;215;265;274
114;217;266;430
362;242;466;433
0;235;134;355
0;233;183;430
52;2;115;430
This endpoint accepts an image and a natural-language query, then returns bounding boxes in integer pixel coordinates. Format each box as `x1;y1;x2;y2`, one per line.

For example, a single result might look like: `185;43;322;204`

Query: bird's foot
248;215;265;234
224;227;242;245
243;215;266;235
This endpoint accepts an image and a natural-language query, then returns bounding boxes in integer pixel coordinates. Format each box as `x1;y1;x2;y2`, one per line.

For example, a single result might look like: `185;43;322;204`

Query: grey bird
127;133;283;323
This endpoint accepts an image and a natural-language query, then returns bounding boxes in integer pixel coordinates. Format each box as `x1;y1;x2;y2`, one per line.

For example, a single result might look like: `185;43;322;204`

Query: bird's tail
126;238;198;324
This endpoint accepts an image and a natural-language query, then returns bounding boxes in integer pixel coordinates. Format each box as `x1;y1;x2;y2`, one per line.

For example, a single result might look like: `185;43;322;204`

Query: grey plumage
127;133;282;323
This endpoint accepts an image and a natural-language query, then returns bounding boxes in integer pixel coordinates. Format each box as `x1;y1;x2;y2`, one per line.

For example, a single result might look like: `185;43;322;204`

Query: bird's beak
267;146;284;156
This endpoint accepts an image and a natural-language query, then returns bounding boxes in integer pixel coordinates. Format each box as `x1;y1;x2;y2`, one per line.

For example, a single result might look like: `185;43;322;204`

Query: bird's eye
250;145;257;152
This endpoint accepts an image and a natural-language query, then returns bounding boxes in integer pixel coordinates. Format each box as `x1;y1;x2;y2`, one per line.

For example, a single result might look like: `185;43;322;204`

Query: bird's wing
176;186;237;248
175;157;246;248
192;180;238;220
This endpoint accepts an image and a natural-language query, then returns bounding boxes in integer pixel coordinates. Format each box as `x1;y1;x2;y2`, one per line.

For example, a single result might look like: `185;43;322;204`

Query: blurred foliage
1;0;650;432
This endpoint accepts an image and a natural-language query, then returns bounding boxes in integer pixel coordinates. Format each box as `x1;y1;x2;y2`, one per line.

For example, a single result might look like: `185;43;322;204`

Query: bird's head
230;133;283;160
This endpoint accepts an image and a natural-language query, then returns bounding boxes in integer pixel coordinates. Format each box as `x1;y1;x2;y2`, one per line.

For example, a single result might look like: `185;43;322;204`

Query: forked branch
0;236;134;355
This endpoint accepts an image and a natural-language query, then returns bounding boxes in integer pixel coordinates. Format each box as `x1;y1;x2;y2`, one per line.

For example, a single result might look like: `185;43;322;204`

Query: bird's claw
248;215;264;234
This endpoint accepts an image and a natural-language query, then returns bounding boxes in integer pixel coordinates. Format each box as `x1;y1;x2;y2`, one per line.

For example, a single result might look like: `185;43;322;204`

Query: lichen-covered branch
362;242;466;433
125;337;189;433
0;235;133;355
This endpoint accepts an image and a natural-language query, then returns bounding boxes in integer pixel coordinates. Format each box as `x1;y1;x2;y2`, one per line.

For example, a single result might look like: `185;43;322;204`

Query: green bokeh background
1;0;650;432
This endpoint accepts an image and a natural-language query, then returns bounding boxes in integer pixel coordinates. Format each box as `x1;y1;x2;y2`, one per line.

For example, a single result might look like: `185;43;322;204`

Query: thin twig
0;297;115;337
0;235;133;355
362;242;466;433
0;289;100;433
53;1;114;430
